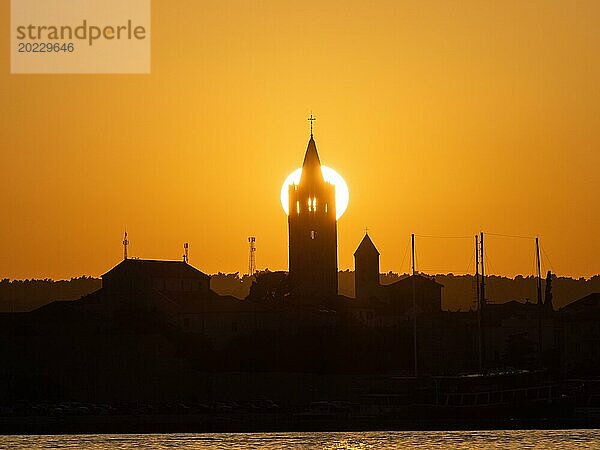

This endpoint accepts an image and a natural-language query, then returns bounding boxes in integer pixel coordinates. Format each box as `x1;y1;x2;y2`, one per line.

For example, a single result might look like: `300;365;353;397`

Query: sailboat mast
476;234;482;373
411;233;418;378
480;232;486;308
536;236;543;364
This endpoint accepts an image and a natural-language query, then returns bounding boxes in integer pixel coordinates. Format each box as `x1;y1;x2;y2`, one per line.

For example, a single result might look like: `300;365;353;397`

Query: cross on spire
365;227;370;235
308;113;316;137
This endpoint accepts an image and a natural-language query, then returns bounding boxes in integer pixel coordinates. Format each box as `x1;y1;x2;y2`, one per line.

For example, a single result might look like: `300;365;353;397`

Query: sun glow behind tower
280;166;349;220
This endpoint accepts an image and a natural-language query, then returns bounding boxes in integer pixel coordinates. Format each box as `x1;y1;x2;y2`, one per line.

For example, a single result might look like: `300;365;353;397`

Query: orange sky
1;0;598;280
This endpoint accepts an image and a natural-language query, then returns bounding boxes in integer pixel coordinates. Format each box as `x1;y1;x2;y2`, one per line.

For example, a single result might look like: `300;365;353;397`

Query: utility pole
411;233;418;378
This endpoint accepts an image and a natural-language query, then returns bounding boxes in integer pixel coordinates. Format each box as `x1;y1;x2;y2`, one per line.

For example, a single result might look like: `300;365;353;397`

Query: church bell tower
288;119;338;298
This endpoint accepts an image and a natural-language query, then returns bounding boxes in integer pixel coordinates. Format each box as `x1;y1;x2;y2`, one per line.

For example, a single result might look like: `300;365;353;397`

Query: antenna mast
248;237;256;275
183;242;189;263
123;231;129;260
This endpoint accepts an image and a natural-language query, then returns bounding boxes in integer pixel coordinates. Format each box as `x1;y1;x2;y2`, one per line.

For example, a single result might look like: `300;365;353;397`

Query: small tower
354;232;380;299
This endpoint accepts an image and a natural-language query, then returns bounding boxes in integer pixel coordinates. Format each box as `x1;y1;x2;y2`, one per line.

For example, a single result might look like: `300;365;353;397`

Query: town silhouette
0;127;599;433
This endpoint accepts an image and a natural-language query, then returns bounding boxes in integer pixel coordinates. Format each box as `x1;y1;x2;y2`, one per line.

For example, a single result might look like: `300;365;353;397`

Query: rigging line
462;239;476;275
414;234;472;239
482;252;496;305
464;252;474;275
398;236;411;276
485;249;496;276
485;232;536;240
415;242;420;274
540;244;556;273
417;268;474;275
537;243;544;276
532;245;537;278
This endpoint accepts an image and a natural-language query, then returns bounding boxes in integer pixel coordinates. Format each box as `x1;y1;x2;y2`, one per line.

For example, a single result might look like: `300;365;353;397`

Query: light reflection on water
1;430;599;449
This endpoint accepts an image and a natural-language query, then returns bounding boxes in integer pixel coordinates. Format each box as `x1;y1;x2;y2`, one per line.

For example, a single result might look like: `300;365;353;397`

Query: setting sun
280;166;349;220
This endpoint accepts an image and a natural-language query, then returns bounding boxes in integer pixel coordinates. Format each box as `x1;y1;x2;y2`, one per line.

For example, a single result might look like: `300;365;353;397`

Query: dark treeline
212;271;600;311
209;272;256;299
208;271;600;311
431;273;600;311
1;272;599;312
0;277;101;312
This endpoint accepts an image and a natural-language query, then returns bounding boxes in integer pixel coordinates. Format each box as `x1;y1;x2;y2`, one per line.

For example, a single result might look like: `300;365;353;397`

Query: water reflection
1;430;598;449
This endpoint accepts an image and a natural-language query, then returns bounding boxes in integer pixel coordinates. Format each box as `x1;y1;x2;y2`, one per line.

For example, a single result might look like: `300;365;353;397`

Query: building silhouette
103;259;210;295
379;274;443;314
1;207;600;429
354;232;443;314
288;133;338;298
354;232;380;300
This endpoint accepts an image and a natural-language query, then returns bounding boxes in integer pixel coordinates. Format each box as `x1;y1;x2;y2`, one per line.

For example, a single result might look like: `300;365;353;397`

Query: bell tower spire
288;118;338;299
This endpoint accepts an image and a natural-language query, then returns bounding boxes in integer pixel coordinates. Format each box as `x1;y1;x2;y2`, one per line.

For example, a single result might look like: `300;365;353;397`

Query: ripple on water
1;430;600;449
